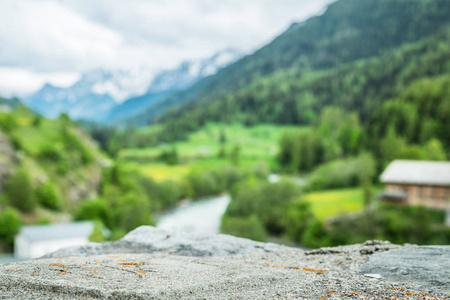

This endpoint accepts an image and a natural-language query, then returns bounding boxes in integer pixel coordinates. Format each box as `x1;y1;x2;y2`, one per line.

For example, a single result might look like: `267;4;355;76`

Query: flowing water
156;174;306;235
156;194;231;234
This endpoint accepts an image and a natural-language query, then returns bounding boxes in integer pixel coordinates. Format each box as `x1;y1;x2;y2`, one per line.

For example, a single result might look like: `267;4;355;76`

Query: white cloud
0;67;79;97
0;0;121;72
0;0;335;96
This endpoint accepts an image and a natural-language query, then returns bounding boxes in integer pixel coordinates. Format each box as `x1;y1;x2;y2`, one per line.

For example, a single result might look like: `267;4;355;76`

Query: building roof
17;221;94;243
380;160;450;186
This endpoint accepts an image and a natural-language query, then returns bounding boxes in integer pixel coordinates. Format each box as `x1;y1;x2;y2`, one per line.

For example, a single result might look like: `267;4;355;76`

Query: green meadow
304;188;364;220
120;123;298;181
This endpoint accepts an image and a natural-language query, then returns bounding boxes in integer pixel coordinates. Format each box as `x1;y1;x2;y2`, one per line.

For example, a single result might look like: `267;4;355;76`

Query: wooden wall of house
386;184;450;209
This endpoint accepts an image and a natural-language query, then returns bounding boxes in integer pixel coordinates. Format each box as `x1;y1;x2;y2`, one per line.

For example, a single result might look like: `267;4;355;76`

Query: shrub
158;180;183;208
226;181;260;218
221;215;267;242
0;208;21;248
75;199;112;229
63;130;94;165
229;144;241;166
301;218;329;248
318;205;450;247
56;160;70;175
256;180;301;234
0;114;17;133
225;179;301;235
111;192;153;232
5;169;37;212
186;171;220;199
158;147;179;165
89;220;107;242
307;154;375;191
35;181;62;210
283;201;314;242
396;145;425;160
39;144;62;161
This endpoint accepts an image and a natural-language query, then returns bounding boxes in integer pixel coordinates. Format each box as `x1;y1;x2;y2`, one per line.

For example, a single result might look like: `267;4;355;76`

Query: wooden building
380;160;450;209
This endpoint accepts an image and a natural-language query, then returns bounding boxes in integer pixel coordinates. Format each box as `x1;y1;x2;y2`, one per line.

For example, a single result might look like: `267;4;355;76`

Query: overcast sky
0;0;334;97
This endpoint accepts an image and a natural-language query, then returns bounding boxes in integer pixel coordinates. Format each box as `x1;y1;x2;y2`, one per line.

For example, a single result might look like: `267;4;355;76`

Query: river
156;194;231;234
156;174;306;235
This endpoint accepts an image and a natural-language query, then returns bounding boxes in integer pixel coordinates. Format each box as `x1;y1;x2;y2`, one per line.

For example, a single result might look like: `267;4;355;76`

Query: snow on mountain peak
25;48;243;121
90;67;154;102
148;48;243;93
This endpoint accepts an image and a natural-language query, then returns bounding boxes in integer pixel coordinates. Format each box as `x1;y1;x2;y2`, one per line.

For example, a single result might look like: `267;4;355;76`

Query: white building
14;221;94;259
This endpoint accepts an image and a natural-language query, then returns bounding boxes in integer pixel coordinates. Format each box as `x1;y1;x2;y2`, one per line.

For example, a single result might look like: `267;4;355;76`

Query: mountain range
22;0;450;141
24;48;242;123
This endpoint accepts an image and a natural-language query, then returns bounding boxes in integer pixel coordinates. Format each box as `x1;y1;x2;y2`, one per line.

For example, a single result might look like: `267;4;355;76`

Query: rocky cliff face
0;226;448;299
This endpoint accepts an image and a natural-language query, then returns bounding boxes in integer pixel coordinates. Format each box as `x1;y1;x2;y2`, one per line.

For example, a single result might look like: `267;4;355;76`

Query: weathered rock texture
42;226;288;258
0;226;448;299
359;246;450;295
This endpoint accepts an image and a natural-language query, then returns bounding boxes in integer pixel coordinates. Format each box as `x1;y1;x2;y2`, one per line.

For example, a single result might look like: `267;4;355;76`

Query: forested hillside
127;0;450;128
158;27;449;134
0;105;166;250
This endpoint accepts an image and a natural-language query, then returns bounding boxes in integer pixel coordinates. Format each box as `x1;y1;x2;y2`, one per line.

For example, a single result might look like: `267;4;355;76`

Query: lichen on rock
1;226;449;299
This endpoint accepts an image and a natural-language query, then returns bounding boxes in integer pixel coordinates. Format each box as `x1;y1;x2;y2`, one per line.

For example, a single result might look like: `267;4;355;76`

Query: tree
277;131;295;169
5;169;36;212
301;219;329;248
0;208;21;247
283;201;314;242
0;114;17;133
230;144;241;166
396;145;425;160
158;147;179;165
221;214;267;242
359;153;376;238
88;220;107;243
112;192;152;232
75;199;112;229
217;145;226;158
219;129;227;144
35;181;62;210
424;139;446;161
226;179;301;235
338;113;362;156
380;126;404;168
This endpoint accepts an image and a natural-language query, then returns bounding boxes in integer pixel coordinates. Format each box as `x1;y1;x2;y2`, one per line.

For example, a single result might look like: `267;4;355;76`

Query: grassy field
129;162;193;182
120;123;298;181
126;157;274;183
304;188;364;219
119;123;297;162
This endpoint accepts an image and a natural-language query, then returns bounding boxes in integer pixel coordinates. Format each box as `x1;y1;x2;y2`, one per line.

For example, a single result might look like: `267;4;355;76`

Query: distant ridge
24;49;242;123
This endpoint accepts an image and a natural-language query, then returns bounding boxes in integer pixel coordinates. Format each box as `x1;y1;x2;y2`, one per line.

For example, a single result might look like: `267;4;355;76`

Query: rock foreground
0;227;449;299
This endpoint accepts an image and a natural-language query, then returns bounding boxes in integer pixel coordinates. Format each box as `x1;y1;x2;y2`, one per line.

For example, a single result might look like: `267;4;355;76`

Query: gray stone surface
42;226;288;258
359;246;450;295
1;227;449;299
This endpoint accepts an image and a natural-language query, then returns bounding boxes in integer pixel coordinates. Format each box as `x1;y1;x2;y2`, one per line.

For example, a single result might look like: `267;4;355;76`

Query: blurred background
0;0;449;262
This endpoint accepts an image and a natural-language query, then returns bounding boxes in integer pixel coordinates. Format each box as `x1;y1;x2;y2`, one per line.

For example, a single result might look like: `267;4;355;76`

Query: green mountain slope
144;26;450;144
127;0;450;127
0;106;108;210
